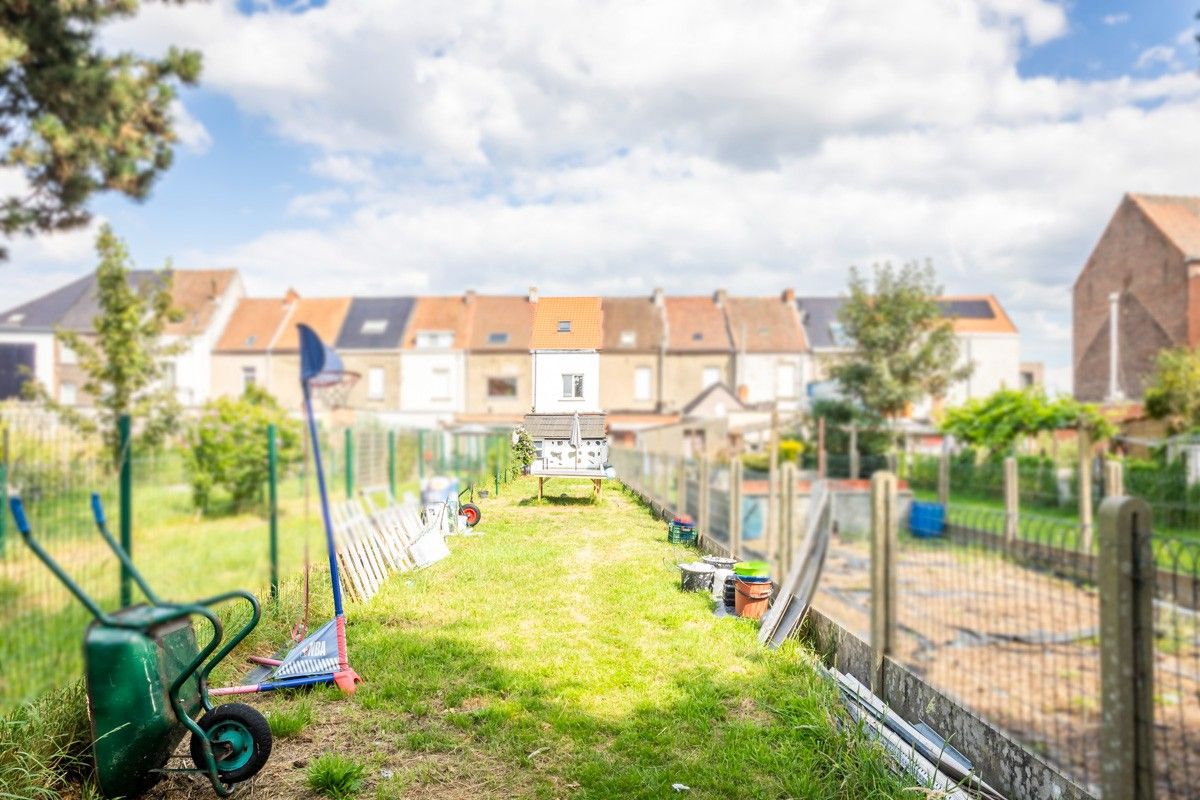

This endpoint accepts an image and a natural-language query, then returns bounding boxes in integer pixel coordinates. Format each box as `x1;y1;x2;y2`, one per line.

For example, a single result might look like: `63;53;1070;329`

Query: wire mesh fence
1150;533;1200;798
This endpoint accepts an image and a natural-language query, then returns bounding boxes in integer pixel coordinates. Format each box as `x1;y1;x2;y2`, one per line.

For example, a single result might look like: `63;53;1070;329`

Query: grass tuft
306;753;366;799
0;680;92;799
266;698;314;738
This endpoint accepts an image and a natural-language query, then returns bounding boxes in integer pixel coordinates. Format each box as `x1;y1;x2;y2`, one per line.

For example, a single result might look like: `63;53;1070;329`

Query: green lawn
8;476;913;800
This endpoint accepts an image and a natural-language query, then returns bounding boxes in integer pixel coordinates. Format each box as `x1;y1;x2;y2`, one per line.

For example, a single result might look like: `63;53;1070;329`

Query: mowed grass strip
208;477;909;800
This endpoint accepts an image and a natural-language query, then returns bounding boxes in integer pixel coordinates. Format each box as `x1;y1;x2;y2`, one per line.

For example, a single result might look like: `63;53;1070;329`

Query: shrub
185;386;303;514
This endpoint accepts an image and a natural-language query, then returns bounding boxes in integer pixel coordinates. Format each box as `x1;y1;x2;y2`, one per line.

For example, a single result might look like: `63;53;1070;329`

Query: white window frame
59;345;77;365
360;319;388;335
241;366;257;393
59;381;76;405
367;366;385;400
557;320;572;333
430;367;452;401
561;373;584;399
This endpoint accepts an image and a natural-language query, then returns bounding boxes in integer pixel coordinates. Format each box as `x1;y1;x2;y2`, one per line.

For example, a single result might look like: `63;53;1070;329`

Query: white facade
531;350;600;413
911;332;1021;417
399;349;466;424
736;353;809;410
163;274;244;407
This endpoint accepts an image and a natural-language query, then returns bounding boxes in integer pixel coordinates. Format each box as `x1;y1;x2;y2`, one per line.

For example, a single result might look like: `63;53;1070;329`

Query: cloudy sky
3;0;1199;391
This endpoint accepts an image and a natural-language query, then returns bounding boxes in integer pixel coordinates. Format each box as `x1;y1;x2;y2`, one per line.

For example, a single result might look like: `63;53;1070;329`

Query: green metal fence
0;410;514;712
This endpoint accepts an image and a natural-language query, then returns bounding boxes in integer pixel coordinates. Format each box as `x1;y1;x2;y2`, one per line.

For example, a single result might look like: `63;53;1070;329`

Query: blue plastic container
909;502;946;538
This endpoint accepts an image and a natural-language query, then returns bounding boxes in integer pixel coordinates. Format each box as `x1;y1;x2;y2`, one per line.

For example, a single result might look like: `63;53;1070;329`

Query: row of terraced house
0;271;1028;440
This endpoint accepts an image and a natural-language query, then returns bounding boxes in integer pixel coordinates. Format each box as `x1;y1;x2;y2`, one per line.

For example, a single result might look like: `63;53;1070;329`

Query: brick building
1073;193;1200;401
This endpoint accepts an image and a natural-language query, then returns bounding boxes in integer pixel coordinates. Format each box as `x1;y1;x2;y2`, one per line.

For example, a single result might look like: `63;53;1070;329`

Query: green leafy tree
24;225;184;463
512;428;536;473
1143;346;1200;433
0;1;201;257
829;261;971;428
809;398;892;456
186;385;303;513
940;388;1115;455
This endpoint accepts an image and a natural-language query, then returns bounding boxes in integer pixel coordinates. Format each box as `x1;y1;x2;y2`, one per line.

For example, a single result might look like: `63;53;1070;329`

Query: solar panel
937;299;994;319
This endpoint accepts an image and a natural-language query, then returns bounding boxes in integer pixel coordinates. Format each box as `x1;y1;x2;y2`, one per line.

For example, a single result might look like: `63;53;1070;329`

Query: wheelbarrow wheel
461;502;481;527
190;703;273;784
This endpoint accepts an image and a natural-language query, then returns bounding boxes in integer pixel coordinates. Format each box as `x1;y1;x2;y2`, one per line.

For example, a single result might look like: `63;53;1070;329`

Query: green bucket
733;560;770;579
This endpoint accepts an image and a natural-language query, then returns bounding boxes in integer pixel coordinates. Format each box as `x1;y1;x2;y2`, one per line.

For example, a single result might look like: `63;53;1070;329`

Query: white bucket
711;568;733;601
411;528;450;568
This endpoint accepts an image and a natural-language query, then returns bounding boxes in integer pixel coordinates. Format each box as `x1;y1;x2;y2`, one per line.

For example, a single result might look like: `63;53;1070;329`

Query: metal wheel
190;702;272;784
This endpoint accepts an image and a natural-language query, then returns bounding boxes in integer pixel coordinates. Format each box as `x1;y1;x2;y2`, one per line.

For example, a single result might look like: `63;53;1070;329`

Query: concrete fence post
730;459;742;558
780;462;796;578
675;457;686;517
817;417;826;479
698;456;711;547
1099;496;1155;800
870;471;898;697
1105;459;1124;498
937;436;950;508
849;422;859;480
1079;427;1094;552
1004;456;1019;545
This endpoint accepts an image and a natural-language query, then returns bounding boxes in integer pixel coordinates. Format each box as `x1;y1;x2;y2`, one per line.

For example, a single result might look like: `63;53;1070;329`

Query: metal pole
344;427;353;499
817;416;826;478
494;436;501;496
938;435;950;507
268;423;279;601
1004;456;1018;545
0;426;8;554
418;430;426;480
1099;496;1155;799
118;414;132;607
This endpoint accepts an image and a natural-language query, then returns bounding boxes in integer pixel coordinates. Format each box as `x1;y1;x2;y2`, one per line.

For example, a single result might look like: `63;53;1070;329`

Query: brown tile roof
522;412;606;439
1130;193;1200;261
530;297;602;349
215;297;293;352
941;295;1017;335
165;269;239;336
664;296;733;351
724;295;807;351
466;295;534;350
271;297;352;351
403;295;474;349
600;296;664;351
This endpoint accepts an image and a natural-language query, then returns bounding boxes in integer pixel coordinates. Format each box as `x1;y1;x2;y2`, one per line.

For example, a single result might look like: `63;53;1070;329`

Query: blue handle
8;497;30;536
90;493;106;527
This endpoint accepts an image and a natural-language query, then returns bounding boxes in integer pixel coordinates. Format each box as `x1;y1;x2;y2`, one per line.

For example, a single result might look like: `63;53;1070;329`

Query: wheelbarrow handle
8;496;29;536
193;589;263;709
88;493;164;605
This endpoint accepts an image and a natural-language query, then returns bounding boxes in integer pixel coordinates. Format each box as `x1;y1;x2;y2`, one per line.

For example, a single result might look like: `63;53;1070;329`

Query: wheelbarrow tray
85;605;203;799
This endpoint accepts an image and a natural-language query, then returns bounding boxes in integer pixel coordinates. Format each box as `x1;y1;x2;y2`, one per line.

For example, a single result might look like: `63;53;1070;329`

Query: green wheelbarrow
8;494;273;798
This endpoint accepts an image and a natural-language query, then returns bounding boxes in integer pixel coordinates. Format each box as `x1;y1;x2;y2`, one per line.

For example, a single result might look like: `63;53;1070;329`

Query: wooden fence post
730;459;742;559
870;471;898;697
1098;496;1155;800
1004;456;1019;544
1079;427;1094;552
849;422;859;480
675;457;686;517
767;410;779;569
937;435;950;507
698;456;710;547
817;416;826;479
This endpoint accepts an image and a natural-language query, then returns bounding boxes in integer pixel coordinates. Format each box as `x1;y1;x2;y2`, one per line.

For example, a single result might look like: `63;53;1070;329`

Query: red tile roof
724;294;807;351
530;297;602;349
215;297;293;352
664;296;732;351
1130;193;1200;261
601;296;665;351
271;297;353;351
467;295;534;350
403;296;474;349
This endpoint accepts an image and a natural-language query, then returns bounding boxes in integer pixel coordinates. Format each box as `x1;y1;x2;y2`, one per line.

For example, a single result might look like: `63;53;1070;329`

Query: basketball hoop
309;371;360;410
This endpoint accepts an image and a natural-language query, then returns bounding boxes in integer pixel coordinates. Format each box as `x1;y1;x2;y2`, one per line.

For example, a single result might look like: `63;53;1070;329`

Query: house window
5;313;24;324
487;332;509;345
488;377;518;397
692;332;703;342
619;330;636;347
59;381;76;405
360;319;387;335
431;368;451;400
829;322;849;347
634;366;652;400
415;331;454;348
561;373;584;399
776;363;796;398
241;366;257;392
60;346;77;365
702;367;720;389
557;320;571;333
163;362;177;390
367;367;385;400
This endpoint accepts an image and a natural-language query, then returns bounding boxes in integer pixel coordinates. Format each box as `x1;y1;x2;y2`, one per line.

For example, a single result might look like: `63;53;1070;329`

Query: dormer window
415;331;454;348
488;332;509;345
619;330;636;347
692;332;703;341
829;322;849;347
557;320;571;333
360;319;387;335
6;313;24;324
245;335;256;347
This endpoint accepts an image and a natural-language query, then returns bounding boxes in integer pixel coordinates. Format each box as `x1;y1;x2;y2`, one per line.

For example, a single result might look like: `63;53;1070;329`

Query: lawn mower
7;494;272;798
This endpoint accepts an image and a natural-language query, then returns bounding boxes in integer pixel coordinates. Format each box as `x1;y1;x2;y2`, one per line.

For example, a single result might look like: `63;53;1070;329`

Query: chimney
284;287;300;306
781;288;795;304
463;289;476;305
1107;291;1123;402
652;287;664;307
713;289;727;307
737;384;749;402
528;286;539;303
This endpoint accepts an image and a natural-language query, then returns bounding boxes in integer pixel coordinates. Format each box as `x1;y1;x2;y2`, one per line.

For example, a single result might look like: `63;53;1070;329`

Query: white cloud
1135;44;1180;71
1102;12;1130;27
82;0;1200;386
170;100;213;154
